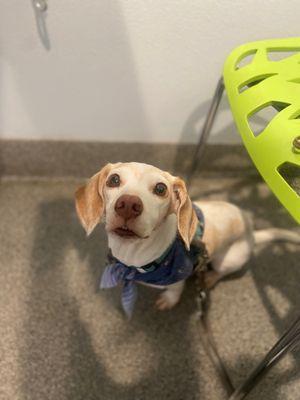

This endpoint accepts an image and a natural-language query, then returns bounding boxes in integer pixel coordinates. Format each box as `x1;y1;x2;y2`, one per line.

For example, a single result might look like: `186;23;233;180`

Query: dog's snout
115;195;143;220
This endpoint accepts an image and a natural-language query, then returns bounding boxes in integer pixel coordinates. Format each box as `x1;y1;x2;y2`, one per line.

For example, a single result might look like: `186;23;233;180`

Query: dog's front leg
155;281;185;311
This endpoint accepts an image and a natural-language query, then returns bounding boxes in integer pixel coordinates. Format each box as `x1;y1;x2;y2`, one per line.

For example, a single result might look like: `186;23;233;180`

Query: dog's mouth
113;226;140;238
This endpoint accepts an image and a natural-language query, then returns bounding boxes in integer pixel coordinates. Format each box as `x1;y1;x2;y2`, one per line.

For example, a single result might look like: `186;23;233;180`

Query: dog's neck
107;214;178;268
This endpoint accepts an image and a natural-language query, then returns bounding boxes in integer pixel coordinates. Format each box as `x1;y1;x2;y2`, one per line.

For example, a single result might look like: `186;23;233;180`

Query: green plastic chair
191;37;300;223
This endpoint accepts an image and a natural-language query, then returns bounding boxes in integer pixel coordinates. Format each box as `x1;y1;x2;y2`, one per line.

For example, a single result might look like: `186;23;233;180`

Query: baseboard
0;140;257;178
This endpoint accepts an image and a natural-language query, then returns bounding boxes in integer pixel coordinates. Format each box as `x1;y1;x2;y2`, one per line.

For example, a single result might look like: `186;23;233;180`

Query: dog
75;162;300;313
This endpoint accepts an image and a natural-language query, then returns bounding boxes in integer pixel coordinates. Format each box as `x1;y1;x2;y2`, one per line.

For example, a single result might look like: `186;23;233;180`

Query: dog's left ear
173;177;198;250
75;164;112;235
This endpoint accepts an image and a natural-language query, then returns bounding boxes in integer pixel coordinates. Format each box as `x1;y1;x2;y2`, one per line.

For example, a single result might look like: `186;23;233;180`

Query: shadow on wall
1;2;285;179
1;1;267;180
173;84;281;177
0;0;149;145
0;2;264;179
172;93;235;174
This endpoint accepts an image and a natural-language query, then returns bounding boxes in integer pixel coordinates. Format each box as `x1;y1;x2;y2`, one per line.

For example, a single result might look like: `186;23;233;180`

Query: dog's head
75;162;198;249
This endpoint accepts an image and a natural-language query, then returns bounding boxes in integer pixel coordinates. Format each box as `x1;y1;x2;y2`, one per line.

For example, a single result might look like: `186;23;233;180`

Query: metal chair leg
187;77;225;187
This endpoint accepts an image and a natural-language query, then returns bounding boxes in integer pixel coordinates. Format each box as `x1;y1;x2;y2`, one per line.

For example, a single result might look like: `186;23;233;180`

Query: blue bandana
100;204;205;317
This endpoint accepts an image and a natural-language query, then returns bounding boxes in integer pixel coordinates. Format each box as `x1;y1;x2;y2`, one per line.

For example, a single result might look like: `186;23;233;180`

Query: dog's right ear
75;164;112;235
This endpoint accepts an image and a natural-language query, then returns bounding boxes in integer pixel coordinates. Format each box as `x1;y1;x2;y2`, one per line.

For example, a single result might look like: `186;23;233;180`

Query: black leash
194;265;235;397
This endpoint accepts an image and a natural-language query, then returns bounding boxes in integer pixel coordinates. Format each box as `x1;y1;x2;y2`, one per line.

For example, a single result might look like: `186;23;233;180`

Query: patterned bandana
100;204;205;317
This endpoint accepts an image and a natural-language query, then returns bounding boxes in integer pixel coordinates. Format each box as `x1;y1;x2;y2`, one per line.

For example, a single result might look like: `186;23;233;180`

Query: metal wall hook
33;0;48;12
32;0;50;50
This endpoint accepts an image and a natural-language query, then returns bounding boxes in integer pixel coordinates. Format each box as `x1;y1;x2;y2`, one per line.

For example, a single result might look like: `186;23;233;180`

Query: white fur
108;214;177;267
254;228;300;244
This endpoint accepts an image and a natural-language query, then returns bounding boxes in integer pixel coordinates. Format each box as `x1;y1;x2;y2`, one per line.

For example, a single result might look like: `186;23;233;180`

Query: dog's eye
107;174;121;187
153;182;167;196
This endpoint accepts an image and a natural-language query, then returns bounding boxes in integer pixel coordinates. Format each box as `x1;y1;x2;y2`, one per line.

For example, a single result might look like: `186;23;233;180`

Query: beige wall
1;0;300;143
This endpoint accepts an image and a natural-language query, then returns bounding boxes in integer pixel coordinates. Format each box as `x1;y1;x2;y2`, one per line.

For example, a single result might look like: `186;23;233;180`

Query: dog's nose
114;195;143;220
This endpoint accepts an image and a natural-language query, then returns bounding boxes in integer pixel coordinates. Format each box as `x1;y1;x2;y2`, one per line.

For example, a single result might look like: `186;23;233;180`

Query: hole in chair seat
267;49;300;61
235;50;257;70
288;77;300;84
278;162;300;196
239;73;278;93
289;110;300;120
248;102;291;137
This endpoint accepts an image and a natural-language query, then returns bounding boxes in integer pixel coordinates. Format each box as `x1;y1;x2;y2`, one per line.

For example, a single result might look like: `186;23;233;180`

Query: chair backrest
223;38;300;223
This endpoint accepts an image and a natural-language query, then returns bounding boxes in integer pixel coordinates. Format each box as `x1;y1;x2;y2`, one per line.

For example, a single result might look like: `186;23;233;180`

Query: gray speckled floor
0;175;299;400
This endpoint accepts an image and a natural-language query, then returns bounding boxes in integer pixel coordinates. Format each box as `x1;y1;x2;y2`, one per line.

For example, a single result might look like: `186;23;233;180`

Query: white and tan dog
75;162;300;311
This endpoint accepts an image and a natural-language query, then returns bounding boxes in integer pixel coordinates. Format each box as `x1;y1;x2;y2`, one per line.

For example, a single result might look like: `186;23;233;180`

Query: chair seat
223;38;300;223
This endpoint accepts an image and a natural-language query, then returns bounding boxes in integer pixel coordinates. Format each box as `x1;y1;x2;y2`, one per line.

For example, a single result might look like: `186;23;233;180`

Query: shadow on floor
20;175;299;399
20;198;205;400
201;176;300;397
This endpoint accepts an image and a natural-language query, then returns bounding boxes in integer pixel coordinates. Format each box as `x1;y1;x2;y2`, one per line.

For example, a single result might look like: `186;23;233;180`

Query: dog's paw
155;290;180;311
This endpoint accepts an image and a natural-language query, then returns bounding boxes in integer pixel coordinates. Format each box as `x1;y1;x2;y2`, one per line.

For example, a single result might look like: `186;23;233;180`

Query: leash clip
196;289;207;318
